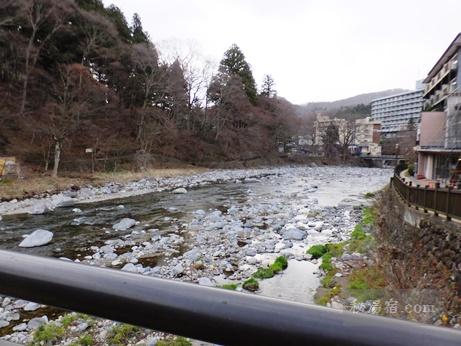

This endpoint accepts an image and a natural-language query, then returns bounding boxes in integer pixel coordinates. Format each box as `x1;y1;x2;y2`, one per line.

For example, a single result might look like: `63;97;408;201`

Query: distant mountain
300;89;409;111
295;89;410;121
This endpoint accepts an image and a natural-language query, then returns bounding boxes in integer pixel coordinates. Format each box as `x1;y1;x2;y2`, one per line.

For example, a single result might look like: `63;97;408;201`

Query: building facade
313;115;347;146
416;33;461;186
370;89;423;136
353;117;382;156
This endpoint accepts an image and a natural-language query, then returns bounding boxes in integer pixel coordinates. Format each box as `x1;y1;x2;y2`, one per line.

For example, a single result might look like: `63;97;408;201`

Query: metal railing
391;174;461;221
0;251;460;345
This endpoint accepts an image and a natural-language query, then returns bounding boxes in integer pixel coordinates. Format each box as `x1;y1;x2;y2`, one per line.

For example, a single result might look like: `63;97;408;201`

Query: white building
370;90;423;136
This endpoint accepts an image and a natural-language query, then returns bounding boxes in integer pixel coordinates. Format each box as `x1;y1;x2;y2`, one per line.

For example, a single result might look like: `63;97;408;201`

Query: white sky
103;0;461;104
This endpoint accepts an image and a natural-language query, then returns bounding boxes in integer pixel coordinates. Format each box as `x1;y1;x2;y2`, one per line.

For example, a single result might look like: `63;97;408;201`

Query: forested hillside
0;0;300;176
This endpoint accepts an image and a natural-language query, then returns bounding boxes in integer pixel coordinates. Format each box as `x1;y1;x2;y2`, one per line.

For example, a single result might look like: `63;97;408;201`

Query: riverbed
0;166;392;344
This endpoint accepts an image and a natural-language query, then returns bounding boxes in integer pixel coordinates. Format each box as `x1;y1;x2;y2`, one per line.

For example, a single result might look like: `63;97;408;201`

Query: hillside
295;89;410;121
299;89;409;112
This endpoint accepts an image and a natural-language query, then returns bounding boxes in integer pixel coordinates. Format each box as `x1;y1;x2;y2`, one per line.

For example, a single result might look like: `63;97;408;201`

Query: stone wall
376;187;461;325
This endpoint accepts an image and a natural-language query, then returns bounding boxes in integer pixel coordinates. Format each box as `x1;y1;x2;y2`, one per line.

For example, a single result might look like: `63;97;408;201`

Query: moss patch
31;322;65;345
242;278;259;292
107;324;139;346
307;244;328;259
348;266;385;302
157;336;192;346
218;283;238;290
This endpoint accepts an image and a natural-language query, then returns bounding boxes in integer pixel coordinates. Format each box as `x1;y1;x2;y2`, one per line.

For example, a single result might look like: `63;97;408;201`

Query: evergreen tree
217;44;257;104
261;74;276;98
131;13;149;44
105;5;131;42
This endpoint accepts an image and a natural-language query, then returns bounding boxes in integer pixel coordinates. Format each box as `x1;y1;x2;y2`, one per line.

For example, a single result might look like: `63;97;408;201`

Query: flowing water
0;167;392;315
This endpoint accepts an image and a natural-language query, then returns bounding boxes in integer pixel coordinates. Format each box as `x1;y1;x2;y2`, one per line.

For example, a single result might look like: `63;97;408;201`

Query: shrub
320;252;333;272
362;207;375;225
321;268;338;288
242;278;259;292
316;285;342;306
31;323;65;345
325;242;345;257
307;244;328;259
407;163;415;176
107;324;139;345
253;267;274;279
61;313;78;328
351;224;367;240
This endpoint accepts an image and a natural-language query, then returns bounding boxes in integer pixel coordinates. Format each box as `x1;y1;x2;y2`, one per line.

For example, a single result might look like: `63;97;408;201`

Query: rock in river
172;188;188;194
112;218;136;231
19;230;53;248
281;227;306;241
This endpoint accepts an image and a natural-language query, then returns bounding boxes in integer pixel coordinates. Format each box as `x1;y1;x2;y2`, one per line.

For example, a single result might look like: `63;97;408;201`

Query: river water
0;166;392;340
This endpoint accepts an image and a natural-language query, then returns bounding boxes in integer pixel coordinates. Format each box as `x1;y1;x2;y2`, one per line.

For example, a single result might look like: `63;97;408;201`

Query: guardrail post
446;186;452;221
423;186;428;213
407;182;411;207
434;183;439;217
415;184;420;210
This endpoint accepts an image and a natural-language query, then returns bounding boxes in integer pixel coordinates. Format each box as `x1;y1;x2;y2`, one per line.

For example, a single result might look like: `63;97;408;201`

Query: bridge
360;155;405;168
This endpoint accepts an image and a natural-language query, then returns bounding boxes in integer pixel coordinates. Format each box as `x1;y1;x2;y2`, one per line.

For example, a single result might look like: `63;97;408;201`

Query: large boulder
19;230;53;248
28;202;51;215
282;227;306;240
112;218;136;231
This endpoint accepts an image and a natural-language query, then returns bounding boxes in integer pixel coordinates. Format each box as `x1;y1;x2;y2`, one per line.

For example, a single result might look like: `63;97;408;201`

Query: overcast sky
103;0;461;104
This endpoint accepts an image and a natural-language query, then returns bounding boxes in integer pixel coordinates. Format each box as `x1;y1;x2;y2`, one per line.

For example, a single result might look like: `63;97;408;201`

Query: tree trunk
52;140;61;178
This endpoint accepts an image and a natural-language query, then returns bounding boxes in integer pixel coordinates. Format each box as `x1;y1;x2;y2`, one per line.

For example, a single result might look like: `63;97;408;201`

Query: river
0;166;392;343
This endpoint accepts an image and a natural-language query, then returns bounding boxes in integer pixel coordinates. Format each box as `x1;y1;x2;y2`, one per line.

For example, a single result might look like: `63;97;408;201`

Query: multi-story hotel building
353;117;382;156
370;89;423;136
416;33;461;185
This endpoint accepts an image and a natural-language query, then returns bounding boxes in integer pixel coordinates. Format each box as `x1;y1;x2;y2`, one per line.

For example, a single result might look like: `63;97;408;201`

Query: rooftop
371;89;423;103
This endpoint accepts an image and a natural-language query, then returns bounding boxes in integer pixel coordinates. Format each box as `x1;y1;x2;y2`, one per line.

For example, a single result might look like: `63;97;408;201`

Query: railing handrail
393;173;461;192
0;251;460;346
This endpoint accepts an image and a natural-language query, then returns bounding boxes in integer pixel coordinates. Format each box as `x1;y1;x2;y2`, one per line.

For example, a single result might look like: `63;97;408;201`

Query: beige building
354;117;382;156
313;115;347;145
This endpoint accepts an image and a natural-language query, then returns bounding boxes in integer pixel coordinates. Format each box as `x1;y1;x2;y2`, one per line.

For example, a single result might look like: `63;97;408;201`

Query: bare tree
339;120;355;162
19;0;73;115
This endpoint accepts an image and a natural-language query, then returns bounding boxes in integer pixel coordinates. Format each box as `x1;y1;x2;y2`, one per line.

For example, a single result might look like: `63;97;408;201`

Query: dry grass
0;166;208;201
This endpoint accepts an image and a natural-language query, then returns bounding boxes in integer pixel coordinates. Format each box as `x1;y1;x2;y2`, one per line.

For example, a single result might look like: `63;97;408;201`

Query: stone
0;320;9;328
113;218;136;231
172;188;188;194
198;277;214;287
19;230;53;248
24;302;40;312
172;263;184;276
28;316;48;330
282;228;306;240
28;203;51;215
121;263;137;273
183;248;201;261
13;323;27;332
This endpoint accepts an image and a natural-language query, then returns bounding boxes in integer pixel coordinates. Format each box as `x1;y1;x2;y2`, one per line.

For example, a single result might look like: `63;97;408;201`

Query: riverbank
0;166;392;344
0;167;209;202
311;187;461;329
